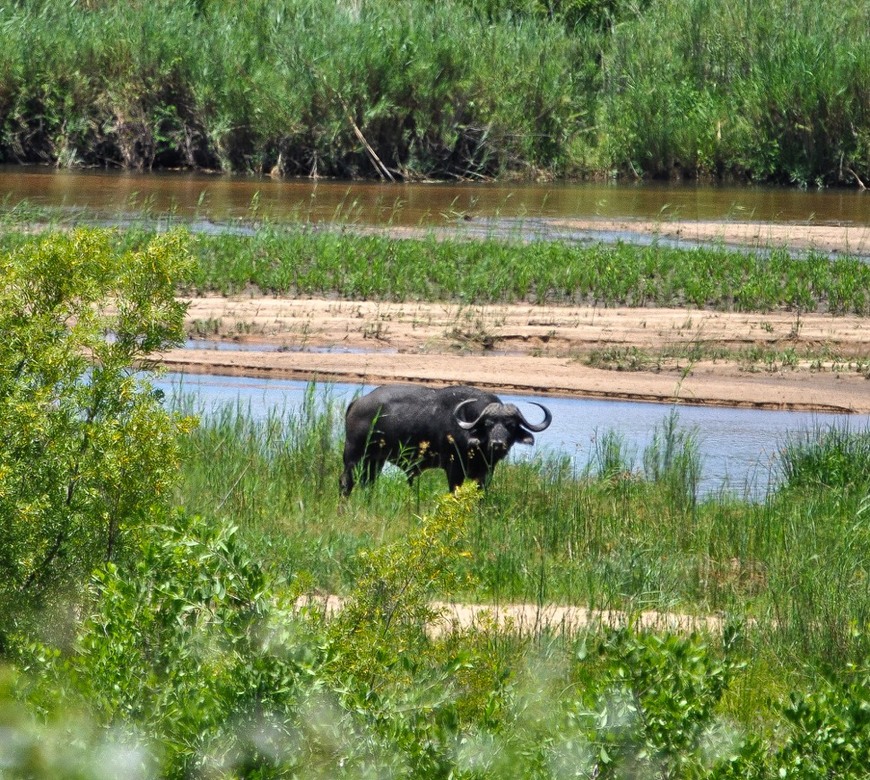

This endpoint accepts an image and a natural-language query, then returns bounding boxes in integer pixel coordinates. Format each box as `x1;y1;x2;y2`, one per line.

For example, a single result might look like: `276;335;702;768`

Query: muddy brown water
2;165;869;228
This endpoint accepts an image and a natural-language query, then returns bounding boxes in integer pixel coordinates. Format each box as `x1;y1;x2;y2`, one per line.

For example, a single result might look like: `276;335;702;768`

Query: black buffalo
340;384;552;496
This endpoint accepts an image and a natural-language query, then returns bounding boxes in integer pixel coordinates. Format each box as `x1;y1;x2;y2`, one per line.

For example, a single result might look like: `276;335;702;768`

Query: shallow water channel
158;373;870;501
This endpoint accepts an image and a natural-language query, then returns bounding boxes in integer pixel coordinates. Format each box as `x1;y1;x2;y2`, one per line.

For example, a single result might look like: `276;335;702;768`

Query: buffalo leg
340;455;385;496
445;463;468;492
339;465;355;497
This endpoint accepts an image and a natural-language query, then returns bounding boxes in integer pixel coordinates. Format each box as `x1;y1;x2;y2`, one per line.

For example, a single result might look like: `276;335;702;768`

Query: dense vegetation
183;227;870;313
3;227;870;777
1;0;867;185
6;222;869;313
0;228;193;652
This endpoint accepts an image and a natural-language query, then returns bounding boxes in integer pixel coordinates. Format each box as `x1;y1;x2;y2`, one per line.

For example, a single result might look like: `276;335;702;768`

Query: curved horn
517;402;552;432
454;398;488;430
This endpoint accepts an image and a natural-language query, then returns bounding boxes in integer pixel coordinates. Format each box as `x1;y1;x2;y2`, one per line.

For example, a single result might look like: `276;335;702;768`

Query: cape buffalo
340;384;552;496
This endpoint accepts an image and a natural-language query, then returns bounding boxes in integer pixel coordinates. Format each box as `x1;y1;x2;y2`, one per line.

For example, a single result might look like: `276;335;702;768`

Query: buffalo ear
519;433;535;446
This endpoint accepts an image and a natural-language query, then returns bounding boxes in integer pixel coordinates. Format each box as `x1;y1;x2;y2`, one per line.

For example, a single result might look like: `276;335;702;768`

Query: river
2;165;869;227
158;373;869;500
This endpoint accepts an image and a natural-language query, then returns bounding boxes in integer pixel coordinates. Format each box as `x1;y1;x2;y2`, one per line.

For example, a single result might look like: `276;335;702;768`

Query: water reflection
157;373;870;500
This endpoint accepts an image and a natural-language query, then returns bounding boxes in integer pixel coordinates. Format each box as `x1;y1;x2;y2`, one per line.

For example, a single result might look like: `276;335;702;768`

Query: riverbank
2;0;868;186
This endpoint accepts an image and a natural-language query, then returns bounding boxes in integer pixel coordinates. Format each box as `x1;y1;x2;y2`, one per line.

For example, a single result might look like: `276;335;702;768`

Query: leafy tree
0;227;194;651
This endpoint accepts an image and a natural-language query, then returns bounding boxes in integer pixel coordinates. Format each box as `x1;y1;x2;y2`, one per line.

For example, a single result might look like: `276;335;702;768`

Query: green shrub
59;512;316;778
776;668;870;778
778;425;870;492
10;476;870;777
0;228;194;652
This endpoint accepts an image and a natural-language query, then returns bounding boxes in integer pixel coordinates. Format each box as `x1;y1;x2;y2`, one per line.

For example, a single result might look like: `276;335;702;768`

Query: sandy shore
163;219;870;414
548;217;870;256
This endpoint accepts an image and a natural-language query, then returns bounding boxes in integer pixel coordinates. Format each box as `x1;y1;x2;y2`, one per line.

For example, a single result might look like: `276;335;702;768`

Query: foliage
314;484;484;776
477;628;756;778
776;665;870;778
642;410;701;509
0;0;866;183
0;227;194;651
329;484;477;674
40;512;319;778
6;452;870;777
0;664;139;780
592;0;870;183
14;486;488;778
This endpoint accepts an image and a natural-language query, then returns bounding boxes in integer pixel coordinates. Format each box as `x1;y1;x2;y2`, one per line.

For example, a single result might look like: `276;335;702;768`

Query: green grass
171;391;870;759
0;0;867;184
176;227;870;313
4;215;870;320
7;383;870;777
176;396;870;681
6;223;866;314
6;224;870;777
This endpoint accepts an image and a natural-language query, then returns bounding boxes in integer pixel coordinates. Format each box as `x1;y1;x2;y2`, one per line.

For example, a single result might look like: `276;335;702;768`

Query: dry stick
345;110;395;182
846;167;867;190
316;70;394;182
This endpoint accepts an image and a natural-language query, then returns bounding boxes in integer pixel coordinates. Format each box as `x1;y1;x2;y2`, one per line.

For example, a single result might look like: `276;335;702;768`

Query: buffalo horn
517;402;552;432
455;399;495;430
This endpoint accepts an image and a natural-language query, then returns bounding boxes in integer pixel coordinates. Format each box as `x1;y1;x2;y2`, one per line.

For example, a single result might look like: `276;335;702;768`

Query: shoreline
163;217;870;414
167;288;870;414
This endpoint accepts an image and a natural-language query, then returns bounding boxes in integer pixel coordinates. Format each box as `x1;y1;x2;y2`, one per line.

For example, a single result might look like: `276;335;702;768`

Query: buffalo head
454;399;552;456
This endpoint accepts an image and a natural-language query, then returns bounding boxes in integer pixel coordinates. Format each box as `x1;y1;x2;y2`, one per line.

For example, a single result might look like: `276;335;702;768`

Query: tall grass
0;0;866;184
176;395;870;673
777;424;870;492
599;0;870;184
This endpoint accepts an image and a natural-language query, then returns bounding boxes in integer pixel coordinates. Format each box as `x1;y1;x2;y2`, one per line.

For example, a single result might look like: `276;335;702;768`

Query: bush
57;513;315;778
11;481;870;777
0;228;194;652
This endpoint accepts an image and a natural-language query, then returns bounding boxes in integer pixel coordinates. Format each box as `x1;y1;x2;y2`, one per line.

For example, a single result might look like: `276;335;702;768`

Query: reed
777;424;870;492
0;0;866;184
593;0;870;184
